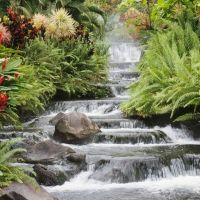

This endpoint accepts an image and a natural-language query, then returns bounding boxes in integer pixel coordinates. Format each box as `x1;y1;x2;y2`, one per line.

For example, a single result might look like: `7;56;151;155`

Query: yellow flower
45;23;57;37
33;13;47;29
45;8;78;39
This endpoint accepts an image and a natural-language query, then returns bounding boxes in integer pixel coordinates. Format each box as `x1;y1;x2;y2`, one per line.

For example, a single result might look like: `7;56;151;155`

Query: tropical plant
86;0;121;13
24;37;62;94
33;8;78;39
0;139;36;188
3;0;107;38
122;23;200;121
118;0;200;39
0;45;53;127
24;36;109;98
1;8;39;49
53;37;109;95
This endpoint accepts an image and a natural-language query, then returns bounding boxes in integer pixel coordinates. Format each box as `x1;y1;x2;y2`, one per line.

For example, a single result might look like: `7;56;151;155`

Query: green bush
25;37;109;97
55;38;109;95
24;37;62;96
122;23;200;121
0;46;52;127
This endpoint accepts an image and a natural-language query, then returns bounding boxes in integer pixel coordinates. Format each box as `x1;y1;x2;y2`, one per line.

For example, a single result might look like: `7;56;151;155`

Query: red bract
0;92;9;111
7;8;17;21
0;32;3;45
0;75;5;85
3;8;39;49
2;58;8;71
14;72;20;80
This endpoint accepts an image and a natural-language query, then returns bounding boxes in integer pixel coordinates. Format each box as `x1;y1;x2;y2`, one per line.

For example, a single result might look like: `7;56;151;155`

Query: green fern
122;23;200;122
0;139;36;188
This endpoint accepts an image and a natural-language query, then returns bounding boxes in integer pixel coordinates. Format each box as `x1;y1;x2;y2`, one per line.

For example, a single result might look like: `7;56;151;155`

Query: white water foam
109;43;141;63
46;174;200;193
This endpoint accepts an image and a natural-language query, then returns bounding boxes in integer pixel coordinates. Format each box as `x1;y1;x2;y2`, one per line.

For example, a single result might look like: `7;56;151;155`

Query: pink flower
0;24;11;45
0;32;3;45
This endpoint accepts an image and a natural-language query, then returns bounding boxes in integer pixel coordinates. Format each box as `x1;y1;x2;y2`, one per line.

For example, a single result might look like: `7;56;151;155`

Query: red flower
7;8;17;20
0;76;5;85
0;92;9;111
14;72;20;80
2;58;8;71
0;32;3;45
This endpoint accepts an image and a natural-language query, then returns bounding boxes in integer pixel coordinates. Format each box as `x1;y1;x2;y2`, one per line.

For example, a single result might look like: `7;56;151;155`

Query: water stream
29;15;200;199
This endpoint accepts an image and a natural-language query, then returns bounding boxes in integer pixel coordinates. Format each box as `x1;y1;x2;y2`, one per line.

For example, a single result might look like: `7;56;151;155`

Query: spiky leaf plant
122;23;200;121
0;139;36;188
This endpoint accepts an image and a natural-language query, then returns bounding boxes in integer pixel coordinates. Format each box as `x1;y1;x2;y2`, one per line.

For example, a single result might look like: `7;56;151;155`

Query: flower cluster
2;8;39;48
121;8;149;39
33;13;47;29
0;58;20;111
0;24;11;45
33;8;78;40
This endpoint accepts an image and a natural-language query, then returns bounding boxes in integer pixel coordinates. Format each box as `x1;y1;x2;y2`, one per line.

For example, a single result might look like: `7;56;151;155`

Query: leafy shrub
122;23;200;121
0;139;35;188
24;37;62;96
2;8;39;49
118;0;200;39
56;38;109;95
0;46;52;126
86;0;121;13
24;37;109;97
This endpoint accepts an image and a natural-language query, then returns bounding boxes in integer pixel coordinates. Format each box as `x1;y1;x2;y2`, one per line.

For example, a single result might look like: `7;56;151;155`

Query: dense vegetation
120;0;200;121
0;0;109;127
0;0;200;190
0;0;111;189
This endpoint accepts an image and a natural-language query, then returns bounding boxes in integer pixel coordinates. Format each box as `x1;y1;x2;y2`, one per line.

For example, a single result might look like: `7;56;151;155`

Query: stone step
109;71;139;81
93;130;172;144
93;119;146;129
46;99;125;114
63;144;200;183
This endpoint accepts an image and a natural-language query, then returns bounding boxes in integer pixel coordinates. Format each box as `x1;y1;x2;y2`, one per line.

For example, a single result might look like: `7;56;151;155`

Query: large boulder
52;112;101;144
49;112;66;126
33;164;69;186
24;140;75;164
0;182;57;200
33;153;86;186
23;140;87;186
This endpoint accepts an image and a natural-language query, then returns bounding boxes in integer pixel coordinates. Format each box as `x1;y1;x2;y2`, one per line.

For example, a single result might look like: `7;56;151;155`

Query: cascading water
27;15;200;199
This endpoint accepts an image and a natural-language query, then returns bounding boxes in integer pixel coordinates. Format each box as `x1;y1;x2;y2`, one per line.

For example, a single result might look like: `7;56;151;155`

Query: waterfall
23;14;200;200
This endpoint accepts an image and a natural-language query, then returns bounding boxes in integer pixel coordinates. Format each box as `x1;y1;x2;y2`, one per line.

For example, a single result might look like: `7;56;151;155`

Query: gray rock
53;112;101;144
24;140;75;164
49;112;66;126
33;153;87;186
23;140;87;186
33;164;69;186
0;182;57;200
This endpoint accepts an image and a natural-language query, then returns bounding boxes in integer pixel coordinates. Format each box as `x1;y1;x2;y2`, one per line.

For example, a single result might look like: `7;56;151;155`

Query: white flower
33;13;47;29
45;8;78;39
